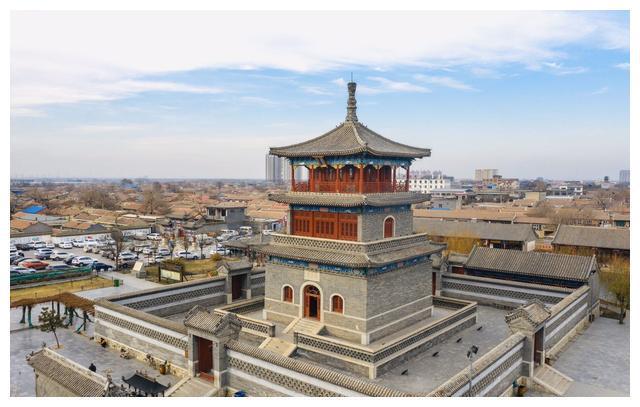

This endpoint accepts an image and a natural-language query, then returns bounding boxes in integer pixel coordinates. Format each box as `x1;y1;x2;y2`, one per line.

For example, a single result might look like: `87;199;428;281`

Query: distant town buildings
474;168;498;181
546;181;584;198
408;175;451;193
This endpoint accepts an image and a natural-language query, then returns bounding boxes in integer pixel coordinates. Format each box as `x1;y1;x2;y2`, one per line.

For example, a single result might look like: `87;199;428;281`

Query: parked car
64;254;78;264
262;229;274;236
11;255;26;265
118;252;137;262
157;248;171;256
19;260;49;270
46;264;75;271
35;249;53;260
72;256;95;266
91;261;112;272
72;239;85;248
83;242;99;252
176;251;199;260
15;243;34;251
239;226;253;235
51;251;71;261
11;266;37;274
32;241;47;249
58;241;74;249
45;243;55;249
147;233;161;241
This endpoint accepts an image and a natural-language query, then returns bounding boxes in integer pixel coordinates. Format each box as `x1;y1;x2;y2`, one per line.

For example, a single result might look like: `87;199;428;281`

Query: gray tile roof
414;219;537;243
465;246;596;282
184;306;223;332
226;340;409;397
270;121;430;158
505;300;551;327
269;191;429;207
27;348;108;397
552;225;630;250
261;234;444;268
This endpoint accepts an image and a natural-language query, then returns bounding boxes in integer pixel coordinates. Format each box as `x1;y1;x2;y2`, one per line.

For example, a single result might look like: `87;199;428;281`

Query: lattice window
338;213;358;241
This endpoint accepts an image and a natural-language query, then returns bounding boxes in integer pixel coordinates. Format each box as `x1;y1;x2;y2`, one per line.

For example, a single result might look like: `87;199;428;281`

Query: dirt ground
10;276;113;302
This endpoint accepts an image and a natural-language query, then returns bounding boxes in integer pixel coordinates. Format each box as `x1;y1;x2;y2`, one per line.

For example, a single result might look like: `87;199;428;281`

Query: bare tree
601;257;630;324
195;234;209;260
38;307;65;349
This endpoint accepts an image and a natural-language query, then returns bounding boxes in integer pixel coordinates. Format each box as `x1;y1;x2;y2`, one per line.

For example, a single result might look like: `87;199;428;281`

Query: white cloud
300;85;333;96
238;96;279;107
469;67;503;79
590;86;609;95
366;77;430;93
11;11;628;108
414;74;475;91
531;62;588;75
614;62;630;70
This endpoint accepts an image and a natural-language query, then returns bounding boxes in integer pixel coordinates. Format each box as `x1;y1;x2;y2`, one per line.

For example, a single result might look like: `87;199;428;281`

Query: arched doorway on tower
303;285;321;321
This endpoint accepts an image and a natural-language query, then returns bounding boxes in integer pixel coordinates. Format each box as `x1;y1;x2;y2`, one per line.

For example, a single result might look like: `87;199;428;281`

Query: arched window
384;217;395;238
282;286;293;303
331;295;344;314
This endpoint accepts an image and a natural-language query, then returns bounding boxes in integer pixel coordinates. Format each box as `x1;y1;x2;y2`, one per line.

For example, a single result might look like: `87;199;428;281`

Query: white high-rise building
266;154;305;183
475;169;498;181
619;169;630;185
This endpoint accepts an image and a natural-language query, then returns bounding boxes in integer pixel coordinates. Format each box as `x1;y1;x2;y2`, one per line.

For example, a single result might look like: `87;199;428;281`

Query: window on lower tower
384;216;395;238
331;295;344;313
283;286;293;303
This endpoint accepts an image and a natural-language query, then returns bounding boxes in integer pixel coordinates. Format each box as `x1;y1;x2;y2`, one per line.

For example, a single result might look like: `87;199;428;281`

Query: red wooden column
291;164;296;191
358;164;364;193
393;166;397;191
376;166;381;193
335;165;341;192
309;165;315;192
405;165;410;191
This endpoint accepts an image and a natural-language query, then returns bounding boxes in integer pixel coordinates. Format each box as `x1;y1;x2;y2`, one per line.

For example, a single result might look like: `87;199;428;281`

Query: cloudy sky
10;11;629;180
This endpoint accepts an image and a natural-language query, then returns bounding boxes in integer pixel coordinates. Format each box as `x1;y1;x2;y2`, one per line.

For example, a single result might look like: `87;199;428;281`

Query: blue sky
10;11;629;180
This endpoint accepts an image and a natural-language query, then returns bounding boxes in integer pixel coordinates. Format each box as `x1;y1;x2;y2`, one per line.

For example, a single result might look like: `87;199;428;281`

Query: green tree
602;257;630;324
38;307;66;348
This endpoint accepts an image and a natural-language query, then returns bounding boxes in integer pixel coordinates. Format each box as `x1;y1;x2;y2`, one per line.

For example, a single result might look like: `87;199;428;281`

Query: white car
147;233;161;241
72;256;95;266
157;248;171;256
262;229;274;235
118;252;137;262
83;242;99;252
11;266;36;274
51;251;71;261
32;241;46;249
72;239;85;247
176;251;199;260
45;243;55;249
58;242;73;249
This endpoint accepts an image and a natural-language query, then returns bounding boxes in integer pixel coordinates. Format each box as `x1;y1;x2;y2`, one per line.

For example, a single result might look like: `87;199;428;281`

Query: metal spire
345;79;358;122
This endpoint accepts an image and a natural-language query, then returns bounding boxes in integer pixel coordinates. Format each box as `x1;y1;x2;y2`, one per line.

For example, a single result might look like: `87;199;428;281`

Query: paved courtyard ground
372;305;510;393
10;318;178;396
553;315;630;396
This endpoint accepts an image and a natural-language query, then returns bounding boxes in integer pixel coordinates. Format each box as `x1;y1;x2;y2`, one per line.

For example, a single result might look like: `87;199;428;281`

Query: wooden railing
292;181;408;193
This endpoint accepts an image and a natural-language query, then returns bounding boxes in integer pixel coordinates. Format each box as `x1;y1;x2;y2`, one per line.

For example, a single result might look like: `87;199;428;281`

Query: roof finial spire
346;77;358;122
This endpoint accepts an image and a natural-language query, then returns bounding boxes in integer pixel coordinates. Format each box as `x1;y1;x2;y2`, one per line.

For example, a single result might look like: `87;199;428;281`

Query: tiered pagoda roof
270;120;430;158
270;81;430;159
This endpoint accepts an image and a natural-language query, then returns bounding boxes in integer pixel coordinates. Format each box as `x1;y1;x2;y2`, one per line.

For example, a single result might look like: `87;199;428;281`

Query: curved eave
268;192;430;207
269;146;431;159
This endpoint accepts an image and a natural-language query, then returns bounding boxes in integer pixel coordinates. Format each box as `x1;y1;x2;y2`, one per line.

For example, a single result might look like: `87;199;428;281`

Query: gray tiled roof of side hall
465;246;596;282
552;224;630;250
414;218;537;242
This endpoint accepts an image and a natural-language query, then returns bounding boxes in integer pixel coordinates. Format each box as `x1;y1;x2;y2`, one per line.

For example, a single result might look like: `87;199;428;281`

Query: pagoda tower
262;82;444;345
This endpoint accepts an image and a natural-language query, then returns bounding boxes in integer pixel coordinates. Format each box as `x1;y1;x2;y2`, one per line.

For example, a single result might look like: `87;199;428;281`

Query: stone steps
533;364;573;396
167;377;217;397
259;337;297;357
284;318;324;335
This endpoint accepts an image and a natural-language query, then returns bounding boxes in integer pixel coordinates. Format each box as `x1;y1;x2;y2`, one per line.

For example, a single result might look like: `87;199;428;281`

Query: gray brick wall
359;210;413;242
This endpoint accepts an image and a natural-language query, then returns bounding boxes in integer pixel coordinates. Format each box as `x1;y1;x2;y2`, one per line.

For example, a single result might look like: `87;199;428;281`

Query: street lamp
466;345;479;397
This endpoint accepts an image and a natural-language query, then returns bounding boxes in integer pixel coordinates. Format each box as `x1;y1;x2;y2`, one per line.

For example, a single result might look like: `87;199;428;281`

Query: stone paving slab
551;315;630;396
10;319;178;397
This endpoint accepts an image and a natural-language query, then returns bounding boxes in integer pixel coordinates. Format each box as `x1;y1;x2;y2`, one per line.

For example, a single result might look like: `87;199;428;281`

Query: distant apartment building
477;175;519;191
546;182;584;198
408;176;451;193
474;168;498;181
619;169;630;185
265;154;304;183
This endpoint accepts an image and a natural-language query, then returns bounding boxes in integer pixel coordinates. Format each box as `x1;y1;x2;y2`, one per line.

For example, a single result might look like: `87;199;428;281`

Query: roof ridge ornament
345;81;358;122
